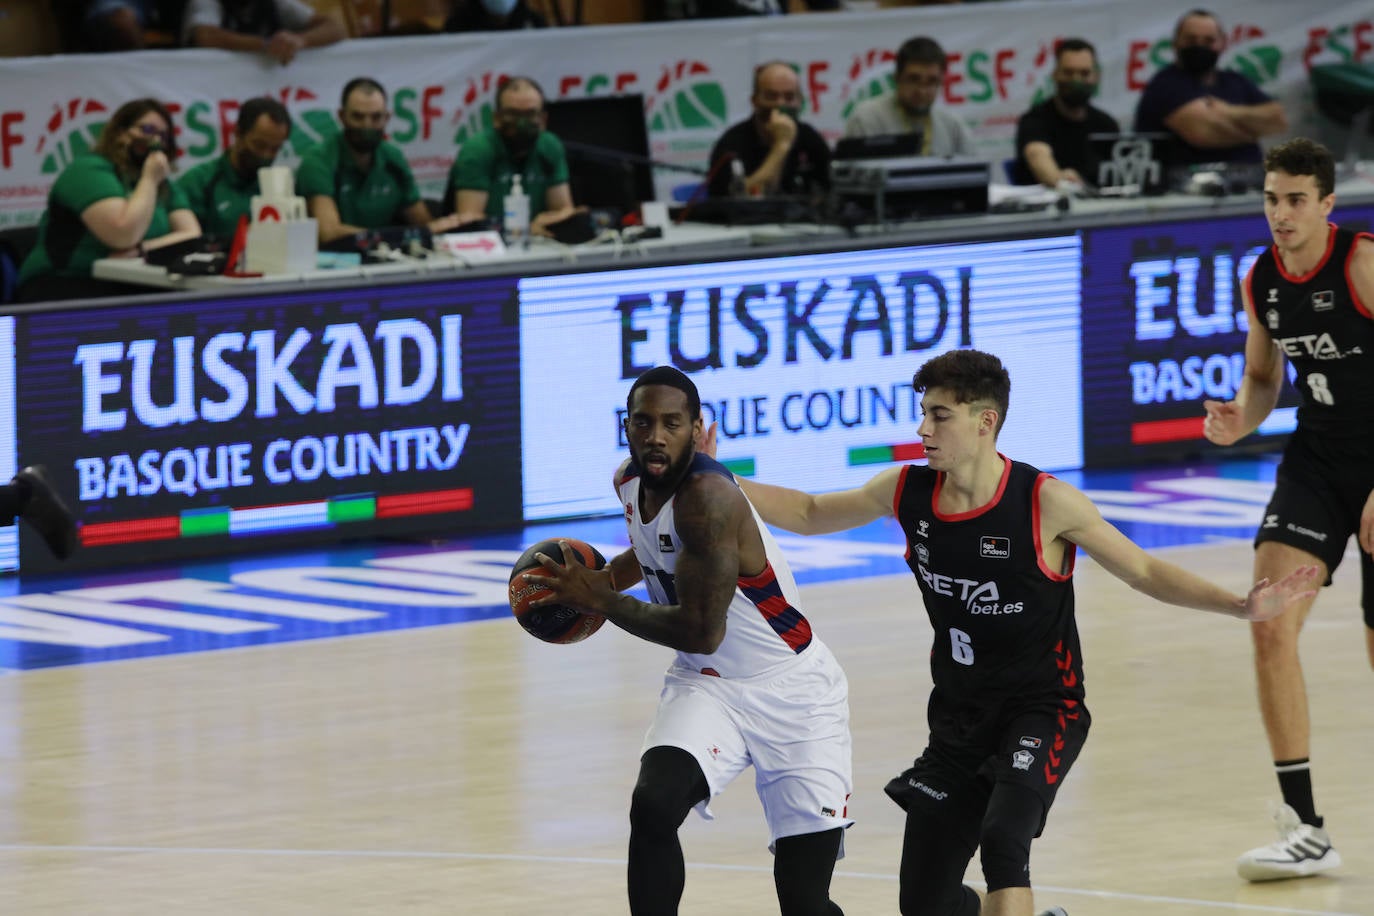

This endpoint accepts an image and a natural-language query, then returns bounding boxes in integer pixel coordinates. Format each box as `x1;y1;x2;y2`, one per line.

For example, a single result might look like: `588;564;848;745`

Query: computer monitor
543;94;656;212
833;131;923;161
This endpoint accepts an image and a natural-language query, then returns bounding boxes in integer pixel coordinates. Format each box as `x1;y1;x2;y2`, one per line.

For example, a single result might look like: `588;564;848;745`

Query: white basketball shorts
641;638;853;853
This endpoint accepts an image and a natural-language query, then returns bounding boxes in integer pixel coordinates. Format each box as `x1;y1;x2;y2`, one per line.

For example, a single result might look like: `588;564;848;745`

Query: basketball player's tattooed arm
529;473;743;654
1203;281;1284;446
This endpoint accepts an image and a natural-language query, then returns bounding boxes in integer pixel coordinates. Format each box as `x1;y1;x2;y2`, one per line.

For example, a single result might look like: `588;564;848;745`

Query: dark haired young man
297;77;460;243
707;348;1317;916
1012;38;1119;188
843;35;973;157
527;365;853;915
176;96;292;239
1204;136;1374;881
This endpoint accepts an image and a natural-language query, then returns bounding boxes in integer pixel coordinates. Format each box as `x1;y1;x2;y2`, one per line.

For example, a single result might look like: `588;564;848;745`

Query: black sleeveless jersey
1245;225;1374;447
895;458;1086;720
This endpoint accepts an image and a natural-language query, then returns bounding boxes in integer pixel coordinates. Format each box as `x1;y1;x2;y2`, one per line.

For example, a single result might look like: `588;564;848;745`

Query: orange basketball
508;538;608;644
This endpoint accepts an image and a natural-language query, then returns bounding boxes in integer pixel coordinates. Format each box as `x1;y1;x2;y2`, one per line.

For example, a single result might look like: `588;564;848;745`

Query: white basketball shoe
1236;803;1341;881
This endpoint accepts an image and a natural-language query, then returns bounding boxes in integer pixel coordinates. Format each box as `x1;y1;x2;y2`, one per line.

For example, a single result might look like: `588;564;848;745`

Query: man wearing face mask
447;77;576;234
706;61;831;198
443;0;547;32
843;36;973;158
297;77;459;244
16;97;201;303
176;97;292;240
1134;8;1287;173
1012;39;1119;188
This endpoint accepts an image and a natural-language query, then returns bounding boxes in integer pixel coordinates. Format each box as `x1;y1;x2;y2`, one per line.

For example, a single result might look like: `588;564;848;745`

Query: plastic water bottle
728;159;747;198
503;174;529;247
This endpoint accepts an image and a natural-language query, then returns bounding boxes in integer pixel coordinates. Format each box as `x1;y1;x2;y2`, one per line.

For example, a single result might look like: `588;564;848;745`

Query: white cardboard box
244;219;318;276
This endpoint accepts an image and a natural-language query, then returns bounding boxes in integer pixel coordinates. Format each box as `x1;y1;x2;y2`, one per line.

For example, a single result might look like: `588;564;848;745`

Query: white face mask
480;0;518;15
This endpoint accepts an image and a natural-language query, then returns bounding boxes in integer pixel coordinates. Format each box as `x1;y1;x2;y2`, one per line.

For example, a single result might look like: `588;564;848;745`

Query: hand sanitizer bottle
503;174;529;247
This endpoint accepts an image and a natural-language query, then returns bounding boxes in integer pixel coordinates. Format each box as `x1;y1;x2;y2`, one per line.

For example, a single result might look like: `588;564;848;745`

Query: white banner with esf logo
0;0;1368;228
518;235;1082;521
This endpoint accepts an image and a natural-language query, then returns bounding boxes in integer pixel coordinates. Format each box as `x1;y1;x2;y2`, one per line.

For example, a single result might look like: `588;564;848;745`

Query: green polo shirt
18;153;190;285
176;152;261;239
296;132;420;229
448;129;569;221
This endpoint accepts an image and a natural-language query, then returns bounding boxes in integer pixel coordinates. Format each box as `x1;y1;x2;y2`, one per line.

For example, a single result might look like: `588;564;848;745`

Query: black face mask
126;136;163;172
1177;45;1220;76
500;118;540;154
235;150;270;181
1056;80;1096;109
343;127;384;155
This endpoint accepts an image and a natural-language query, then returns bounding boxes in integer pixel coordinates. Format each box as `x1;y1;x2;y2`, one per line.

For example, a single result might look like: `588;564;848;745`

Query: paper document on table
434;231;508;263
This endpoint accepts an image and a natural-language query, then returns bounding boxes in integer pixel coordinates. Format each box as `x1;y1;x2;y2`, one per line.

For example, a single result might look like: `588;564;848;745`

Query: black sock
1275;758;1322;827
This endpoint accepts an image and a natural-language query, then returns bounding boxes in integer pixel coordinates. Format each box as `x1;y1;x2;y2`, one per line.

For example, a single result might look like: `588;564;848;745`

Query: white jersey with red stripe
617;453;818;679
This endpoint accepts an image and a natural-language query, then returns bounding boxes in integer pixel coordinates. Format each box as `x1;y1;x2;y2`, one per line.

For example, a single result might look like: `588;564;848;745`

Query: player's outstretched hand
700;420;719;459
525;540;614;615
1240;565;1321;622
1202;399;1246;446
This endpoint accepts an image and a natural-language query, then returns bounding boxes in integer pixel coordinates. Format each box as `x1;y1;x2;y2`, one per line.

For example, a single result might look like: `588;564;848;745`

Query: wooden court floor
0;539;1369;915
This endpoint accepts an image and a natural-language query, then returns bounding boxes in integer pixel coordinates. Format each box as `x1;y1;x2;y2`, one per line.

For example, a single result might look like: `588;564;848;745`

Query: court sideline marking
0;844;1358;915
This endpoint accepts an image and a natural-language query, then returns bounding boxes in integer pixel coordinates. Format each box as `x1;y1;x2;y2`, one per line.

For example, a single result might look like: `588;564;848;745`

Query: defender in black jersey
709;349;1317;916
1203;138;1374;882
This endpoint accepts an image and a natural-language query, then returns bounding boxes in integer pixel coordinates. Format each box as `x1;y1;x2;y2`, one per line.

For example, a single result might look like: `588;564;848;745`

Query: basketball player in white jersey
527;366;853;915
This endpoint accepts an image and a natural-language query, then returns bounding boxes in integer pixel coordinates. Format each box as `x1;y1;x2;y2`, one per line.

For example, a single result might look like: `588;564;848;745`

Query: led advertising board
1080;205;1374;466
13;279;524;573
519;236;1084;520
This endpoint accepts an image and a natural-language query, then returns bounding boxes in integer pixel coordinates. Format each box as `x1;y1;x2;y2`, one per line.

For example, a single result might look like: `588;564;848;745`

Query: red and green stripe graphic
849;441;925;466
80;487;473;548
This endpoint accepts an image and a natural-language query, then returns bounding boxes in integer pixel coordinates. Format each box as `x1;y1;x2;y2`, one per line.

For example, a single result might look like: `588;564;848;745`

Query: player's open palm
1242;565;1321;621
699;421;718;459
1202;399;1246;446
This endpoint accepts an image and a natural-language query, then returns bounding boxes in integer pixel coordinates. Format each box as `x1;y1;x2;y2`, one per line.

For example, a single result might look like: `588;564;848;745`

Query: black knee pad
979;785;1044;892
629;746;707;835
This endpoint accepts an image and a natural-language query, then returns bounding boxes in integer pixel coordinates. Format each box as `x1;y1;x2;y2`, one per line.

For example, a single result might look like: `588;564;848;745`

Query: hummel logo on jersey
1311;290;1334;311
980;537;1010;559
658;534;674;552
1266;308;1280;330
1266;288;1278;304
916;520;930;538
1263;514;1279;529
624;502;634;521
1276;332;1342;360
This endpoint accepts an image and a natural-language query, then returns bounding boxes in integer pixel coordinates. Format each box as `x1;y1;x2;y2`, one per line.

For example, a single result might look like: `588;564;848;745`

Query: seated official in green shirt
297;76;460;243
448;76;576;236
17;97;202;303
177;96;292;240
